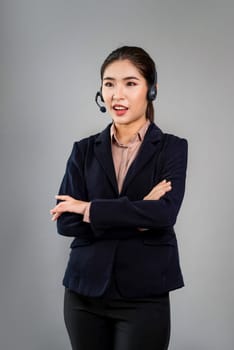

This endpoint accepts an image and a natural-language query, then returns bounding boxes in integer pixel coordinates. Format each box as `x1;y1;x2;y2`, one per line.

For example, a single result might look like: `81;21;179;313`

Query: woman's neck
114;118;148;145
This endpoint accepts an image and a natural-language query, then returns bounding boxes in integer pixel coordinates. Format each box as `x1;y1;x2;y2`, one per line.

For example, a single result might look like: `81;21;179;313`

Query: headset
95;91;106;113
95;69;157;113
147;70;157;101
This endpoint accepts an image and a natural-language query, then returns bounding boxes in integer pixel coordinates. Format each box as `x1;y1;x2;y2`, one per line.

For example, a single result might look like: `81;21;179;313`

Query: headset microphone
95;91;106;113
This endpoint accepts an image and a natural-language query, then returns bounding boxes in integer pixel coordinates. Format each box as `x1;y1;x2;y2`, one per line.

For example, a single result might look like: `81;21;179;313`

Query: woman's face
102;59;148;128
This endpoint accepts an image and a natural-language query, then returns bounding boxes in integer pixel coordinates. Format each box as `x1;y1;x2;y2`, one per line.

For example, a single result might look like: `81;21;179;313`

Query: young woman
50;46;188;350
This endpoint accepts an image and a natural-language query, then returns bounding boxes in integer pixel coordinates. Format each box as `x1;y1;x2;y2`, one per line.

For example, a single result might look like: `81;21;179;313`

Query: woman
50;46;188;350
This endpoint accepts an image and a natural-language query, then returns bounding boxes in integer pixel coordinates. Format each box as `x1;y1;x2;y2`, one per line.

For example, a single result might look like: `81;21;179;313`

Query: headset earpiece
147;70;157;101
147;85;157;101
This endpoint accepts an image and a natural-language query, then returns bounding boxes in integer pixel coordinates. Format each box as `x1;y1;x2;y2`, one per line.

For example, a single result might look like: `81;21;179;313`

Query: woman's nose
112;85;124;100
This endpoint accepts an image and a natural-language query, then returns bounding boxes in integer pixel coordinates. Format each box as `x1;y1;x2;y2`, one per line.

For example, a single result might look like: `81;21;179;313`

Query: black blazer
57;122;188;298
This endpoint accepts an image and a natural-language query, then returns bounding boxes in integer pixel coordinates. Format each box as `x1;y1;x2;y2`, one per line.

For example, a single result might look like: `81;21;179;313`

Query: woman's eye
104;82;113;87
127;81;137;86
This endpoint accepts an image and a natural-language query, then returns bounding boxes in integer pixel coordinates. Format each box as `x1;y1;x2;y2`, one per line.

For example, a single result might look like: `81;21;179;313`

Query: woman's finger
51;212;61;221
55;195;71;201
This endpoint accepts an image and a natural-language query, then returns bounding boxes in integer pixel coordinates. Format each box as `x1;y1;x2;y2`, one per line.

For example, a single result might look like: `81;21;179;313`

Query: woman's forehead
103;59;144;80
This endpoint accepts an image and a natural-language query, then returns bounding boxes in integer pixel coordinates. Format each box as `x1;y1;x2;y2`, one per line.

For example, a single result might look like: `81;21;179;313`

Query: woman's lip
113;108;128;116
112;104;128;110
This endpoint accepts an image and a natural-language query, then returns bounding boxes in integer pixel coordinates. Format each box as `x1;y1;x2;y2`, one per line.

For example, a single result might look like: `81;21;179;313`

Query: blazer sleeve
56;142;90;237
90;137;188;235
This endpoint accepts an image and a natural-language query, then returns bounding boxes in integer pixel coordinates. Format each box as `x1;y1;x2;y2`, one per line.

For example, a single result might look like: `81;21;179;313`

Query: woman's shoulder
161;132;188;159
72;123;112;149
74;133;99;147
164;132;188;145
152;123;188;146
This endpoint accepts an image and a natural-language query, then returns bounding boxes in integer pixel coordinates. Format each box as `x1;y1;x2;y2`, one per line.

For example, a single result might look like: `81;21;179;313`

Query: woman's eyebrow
103;76;140;81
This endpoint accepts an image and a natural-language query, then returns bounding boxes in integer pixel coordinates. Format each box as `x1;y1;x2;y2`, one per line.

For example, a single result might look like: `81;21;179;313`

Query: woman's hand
50;180;171;221
143;180;172;200
50;195;89;221
138;180;172;231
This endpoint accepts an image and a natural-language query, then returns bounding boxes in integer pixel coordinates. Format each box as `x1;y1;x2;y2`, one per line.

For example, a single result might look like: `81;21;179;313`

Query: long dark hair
100;46;157;122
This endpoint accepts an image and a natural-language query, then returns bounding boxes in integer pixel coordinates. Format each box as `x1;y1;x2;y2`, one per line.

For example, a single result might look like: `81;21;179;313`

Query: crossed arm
50;179;172;222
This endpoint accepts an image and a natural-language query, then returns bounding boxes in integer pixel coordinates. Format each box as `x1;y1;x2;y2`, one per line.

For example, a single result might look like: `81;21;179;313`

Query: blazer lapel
120;123;164;194
94;124;119;195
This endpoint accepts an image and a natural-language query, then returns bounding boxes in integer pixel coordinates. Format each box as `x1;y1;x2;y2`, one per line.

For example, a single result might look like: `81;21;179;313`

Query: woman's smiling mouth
113;104;128;110
113;104;128;117
113;104;129;116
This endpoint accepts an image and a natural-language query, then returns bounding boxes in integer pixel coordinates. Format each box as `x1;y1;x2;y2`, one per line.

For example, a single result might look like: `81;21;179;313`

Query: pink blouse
83;120;150;223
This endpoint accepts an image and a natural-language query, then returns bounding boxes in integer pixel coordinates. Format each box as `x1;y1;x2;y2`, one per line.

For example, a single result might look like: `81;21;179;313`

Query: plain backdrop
0;0;233;349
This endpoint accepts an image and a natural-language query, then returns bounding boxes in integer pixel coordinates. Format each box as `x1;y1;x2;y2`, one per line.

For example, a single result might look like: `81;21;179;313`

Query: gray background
1;0;233;349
